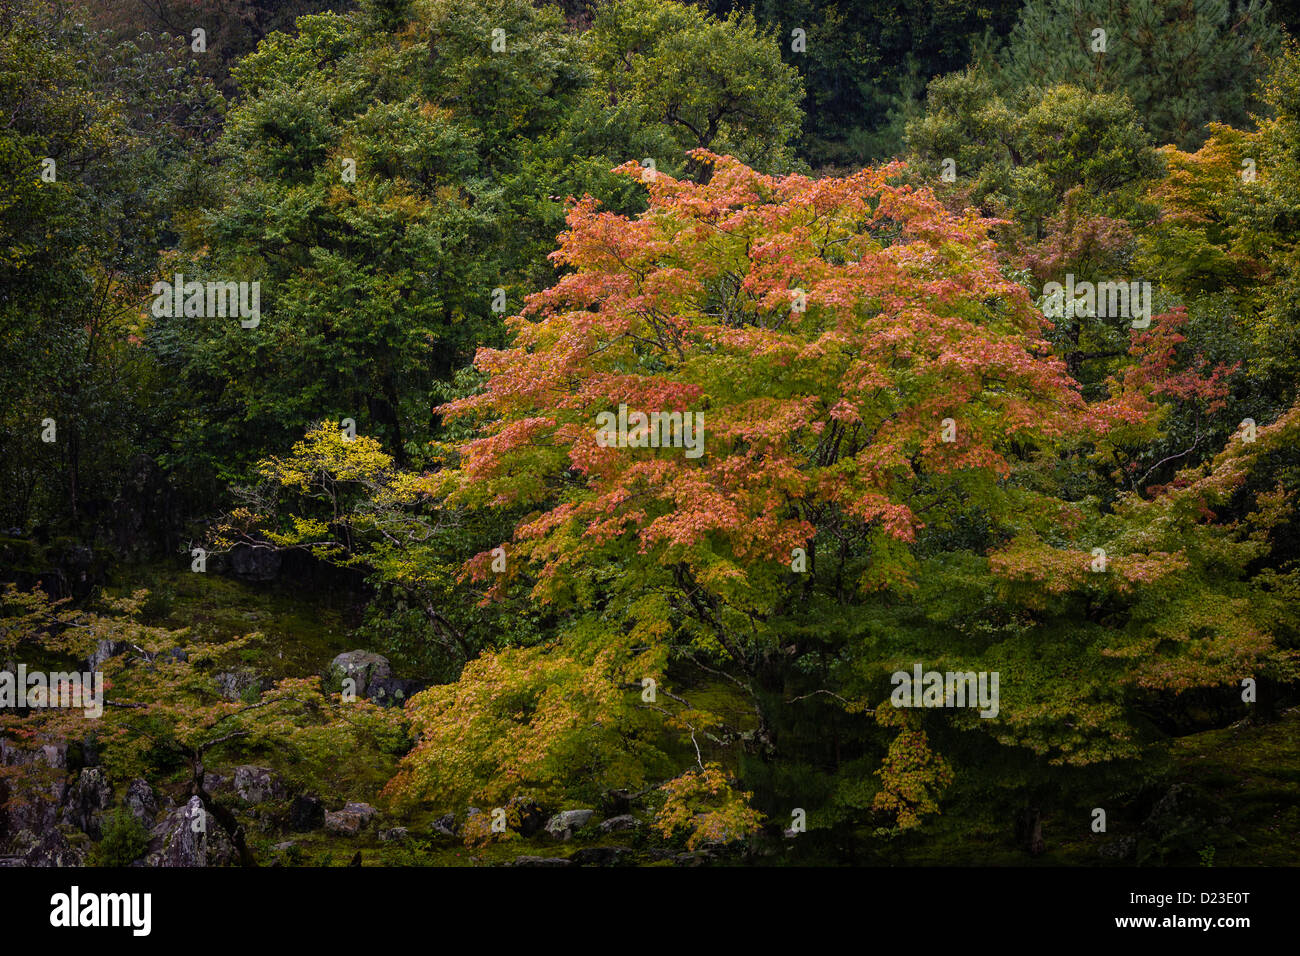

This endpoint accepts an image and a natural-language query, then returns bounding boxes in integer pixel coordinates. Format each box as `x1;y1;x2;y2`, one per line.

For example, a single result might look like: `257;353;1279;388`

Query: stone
343;802;378;826
214;669;269;703
145;797;237;867
22;827;86;867
329;651;391;699
430;813;457;837
379;827;409;842
544;809;595;841
232;765;286;804
598;814;639;834
63;767;113;837
124;778;159;826
324;810;363;836
88;639;129;672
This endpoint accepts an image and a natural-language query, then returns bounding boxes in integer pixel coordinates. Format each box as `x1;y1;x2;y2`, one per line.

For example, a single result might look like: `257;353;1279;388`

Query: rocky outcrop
214;669;270;703
598;814;639;833
22;827;86;867
124;778;162;826
324;802;377;836
329;651;391;699
144;796;237;867
544;809;594;841
232;766;287;804
63;767;113;837
430;813;457;837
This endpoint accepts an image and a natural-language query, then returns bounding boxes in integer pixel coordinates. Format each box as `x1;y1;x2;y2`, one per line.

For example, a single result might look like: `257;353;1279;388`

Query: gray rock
145;797;237;867
200;771;229;794
124;778;159;826
88;639;129;672
324;810;364;836
598;814;638;834
343;802;378;826
544;809;595;841
430;813;457;837
63;767;113;837
232;766;286;804
214;669;269;703
329;651;391;699
379;827;409;842
0;739;67;840
22;827;86;867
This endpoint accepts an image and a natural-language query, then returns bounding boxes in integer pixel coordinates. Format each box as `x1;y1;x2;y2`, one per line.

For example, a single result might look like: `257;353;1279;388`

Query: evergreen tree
997;0;1283;150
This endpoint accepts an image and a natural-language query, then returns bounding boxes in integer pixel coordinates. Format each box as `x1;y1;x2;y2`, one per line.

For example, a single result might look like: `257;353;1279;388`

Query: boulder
598;814;639;834
379;827;409;842
329;651;391;699
544;809;595;841
324;810;364;836
430;813;457;838
145;797;237;867
22;827;86;867
87;639;129;672
0;739;67;841
344;802;378;826
63;767;113;837
200;771;230;795
232;766;286;804
214;669;270;703
124;778;160;826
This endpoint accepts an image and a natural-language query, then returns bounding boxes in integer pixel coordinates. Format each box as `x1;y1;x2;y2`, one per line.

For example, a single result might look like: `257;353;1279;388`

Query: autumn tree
369;152;1142;838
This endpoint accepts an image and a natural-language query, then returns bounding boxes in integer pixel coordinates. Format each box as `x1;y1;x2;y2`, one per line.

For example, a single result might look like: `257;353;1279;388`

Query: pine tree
997;0;1283;150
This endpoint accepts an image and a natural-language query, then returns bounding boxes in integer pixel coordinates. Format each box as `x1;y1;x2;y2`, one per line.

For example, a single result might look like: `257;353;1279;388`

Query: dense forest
2;0;1299;870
